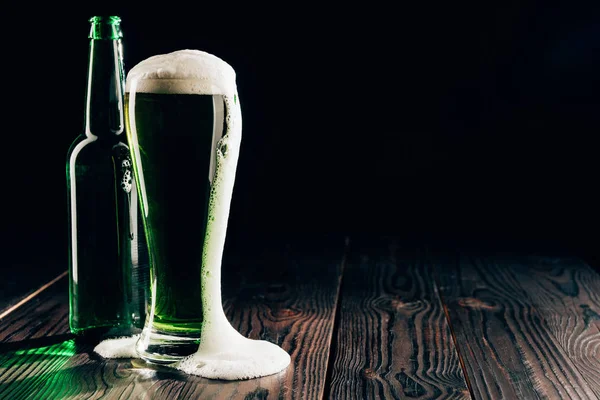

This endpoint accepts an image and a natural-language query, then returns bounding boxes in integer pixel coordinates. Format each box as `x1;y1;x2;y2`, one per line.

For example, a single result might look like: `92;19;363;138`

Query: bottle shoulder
66;134;129;168
67;134;128;152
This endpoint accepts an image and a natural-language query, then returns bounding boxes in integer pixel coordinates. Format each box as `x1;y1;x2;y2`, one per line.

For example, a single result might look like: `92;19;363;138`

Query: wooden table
1;236;599;399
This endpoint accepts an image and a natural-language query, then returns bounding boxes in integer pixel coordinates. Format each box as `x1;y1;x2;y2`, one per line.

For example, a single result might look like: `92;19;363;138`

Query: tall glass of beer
124;50;242;364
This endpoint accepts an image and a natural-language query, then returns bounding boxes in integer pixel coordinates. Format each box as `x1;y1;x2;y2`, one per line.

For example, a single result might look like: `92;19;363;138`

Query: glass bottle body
67;16;148;336
67;138;134;334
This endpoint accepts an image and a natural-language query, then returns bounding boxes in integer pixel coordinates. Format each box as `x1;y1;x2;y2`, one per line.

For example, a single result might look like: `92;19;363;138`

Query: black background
2;2;599;280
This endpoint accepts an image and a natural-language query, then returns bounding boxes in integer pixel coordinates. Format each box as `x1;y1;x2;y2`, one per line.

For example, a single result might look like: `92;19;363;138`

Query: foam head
125;49;237;95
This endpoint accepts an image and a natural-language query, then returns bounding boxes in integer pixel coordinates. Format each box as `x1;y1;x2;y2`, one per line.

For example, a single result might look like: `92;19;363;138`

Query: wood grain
506;255;600;398
328;238;471;399
0;236;346;400
0;259;66;318
436;251;600;400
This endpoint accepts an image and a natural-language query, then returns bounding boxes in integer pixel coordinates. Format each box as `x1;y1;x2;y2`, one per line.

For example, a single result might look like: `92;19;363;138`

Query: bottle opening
89;16;122;40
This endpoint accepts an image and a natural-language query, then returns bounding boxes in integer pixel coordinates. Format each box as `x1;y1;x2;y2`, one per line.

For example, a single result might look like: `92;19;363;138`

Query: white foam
125;49;236;95
94;335;140;358
99;49;291;380
176;329;291;380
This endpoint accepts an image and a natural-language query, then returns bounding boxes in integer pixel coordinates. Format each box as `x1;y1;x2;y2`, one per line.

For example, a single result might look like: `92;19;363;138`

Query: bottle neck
84;38;125;139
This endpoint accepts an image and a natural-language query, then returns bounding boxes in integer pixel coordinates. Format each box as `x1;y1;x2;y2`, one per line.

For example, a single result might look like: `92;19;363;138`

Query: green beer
124;49;238;363
124;93;222;335
122;50;291;379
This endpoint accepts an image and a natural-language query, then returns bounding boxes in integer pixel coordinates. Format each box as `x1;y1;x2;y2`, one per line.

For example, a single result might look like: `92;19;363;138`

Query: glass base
136;329;200;364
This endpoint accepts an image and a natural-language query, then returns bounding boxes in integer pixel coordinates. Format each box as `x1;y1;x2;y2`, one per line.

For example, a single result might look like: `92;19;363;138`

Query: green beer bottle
66;16;147;336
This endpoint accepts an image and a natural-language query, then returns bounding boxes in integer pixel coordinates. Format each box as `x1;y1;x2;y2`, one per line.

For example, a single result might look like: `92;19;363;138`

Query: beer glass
124;50;242;364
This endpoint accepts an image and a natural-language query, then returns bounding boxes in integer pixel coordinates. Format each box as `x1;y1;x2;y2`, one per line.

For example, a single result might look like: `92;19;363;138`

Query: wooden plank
0;271;68;321
328;238;471;399
0;236;346;400
436;250;599;400
0;258;66;317
505;254;600;398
